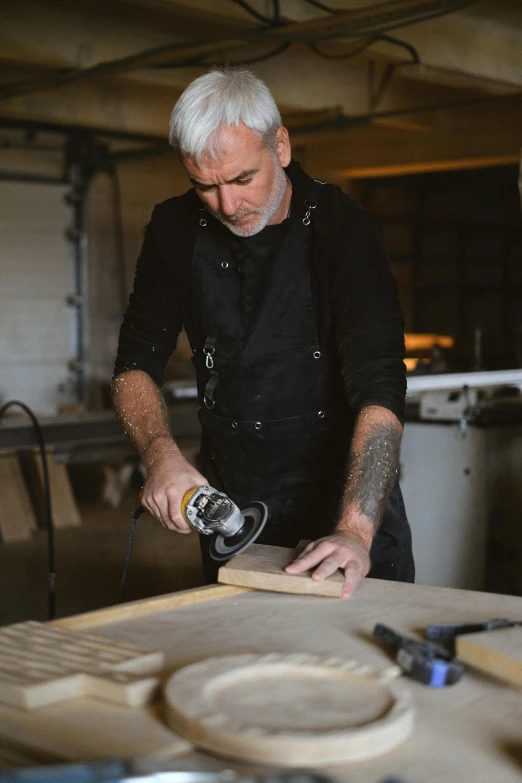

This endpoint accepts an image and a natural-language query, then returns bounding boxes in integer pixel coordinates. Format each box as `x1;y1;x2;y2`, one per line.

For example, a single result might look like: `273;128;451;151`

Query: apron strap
204;369;219;409
302;180;324;356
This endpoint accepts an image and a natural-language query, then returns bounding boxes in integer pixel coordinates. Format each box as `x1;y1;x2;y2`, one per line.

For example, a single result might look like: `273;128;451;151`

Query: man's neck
269;177;292;226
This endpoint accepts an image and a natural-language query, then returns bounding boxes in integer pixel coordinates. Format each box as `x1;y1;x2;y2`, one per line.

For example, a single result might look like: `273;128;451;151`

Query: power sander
120;486;268;602
181;485;267;560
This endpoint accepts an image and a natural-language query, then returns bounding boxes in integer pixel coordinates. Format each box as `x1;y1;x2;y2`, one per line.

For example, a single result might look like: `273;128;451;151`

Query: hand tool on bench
426;618;522;640
425;618;522;689
425;618;522;655
373;623;465;687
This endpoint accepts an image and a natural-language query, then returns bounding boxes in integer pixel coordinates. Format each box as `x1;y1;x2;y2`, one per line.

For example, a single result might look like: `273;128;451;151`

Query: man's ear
275;127;292;168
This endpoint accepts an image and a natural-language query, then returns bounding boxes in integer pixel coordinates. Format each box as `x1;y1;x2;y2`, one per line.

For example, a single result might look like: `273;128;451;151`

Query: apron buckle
303;200;317;226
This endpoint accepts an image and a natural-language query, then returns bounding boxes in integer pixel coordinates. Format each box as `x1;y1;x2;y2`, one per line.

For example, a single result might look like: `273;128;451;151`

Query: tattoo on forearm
343;421;402;529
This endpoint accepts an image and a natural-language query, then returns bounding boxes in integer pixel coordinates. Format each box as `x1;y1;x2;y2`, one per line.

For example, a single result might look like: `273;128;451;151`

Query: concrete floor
0;490;205;626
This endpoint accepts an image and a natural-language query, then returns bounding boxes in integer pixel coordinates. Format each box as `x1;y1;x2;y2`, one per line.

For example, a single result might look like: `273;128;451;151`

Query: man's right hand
141;442;208;533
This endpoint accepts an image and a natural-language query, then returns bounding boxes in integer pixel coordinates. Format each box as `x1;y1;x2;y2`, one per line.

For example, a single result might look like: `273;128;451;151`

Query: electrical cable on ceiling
205;41;292;68
308;34;420;65
300;0;338;12
378;33;421;65
0;400;56;620
0;1;475;100
228;0;283;25
307;37;376;60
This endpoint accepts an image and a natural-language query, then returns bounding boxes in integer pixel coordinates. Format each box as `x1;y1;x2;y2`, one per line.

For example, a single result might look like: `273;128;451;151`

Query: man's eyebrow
190;169;259;187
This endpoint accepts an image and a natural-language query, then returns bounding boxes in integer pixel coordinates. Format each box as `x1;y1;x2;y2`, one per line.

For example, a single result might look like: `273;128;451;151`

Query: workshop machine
401;368;522;591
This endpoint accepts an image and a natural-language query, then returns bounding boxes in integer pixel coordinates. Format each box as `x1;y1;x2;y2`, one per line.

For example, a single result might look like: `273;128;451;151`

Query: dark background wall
353;165;522;371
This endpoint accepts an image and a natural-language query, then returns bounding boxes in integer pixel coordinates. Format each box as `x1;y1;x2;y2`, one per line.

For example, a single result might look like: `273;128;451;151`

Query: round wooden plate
164;653;414;766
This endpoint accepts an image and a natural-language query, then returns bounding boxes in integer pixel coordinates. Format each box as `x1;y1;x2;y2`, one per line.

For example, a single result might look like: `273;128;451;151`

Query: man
113;68;414;598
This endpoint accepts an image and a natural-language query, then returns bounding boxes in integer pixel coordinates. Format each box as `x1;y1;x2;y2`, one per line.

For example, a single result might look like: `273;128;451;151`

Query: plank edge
52;585;251;630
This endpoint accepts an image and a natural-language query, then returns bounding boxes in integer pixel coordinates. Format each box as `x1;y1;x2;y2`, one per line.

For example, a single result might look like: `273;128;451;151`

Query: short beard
210;156;288;238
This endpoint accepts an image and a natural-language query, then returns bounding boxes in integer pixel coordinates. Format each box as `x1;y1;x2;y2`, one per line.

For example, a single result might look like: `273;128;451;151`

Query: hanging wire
0;401;56;620
228;0;283;25
118;505;146;603
205;42;292;68
0;0;470;101
300;0;338;12
378;33;421;65
307;37;376;60
308;35;419;65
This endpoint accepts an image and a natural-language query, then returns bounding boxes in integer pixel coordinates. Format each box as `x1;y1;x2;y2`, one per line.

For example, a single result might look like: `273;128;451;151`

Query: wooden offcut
456;626;522;688
165;652;413;766
0;455;37;542
0;700;191;762
26;452;81;529
0;621;164;709
218;542;344;597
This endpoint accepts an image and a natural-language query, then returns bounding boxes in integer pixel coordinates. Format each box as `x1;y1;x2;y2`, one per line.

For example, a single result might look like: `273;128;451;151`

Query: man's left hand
285;533;371;599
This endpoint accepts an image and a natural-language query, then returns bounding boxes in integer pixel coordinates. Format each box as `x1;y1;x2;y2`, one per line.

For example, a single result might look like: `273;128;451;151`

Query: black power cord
0;400;56;620
118;505;146;604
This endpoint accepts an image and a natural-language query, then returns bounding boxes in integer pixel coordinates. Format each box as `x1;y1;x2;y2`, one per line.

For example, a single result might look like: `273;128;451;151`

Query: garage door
0;181;72;415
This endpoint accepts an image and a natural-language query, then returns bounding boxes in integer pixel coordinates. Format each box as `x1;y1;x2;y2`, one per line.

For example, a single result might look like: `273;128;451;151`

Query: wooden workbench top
53;579;522;782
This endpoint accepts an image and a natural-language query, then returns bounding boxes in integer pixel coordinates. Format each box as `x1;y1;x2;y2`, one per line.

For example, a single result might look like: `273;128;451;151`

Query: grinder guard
182;486;267;561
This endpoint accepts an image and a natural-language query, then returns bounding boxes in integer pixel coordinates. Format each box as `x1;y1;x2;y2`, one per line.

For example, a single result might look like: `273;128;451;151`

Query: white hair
169;68;282;161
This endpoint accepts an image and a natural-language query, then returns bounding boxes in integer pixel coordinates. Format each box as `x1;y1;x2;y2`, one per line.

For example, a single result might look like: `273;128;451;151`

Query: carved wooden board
165;653;414;766
0;621;164;709
456;627;522;688
218;543;344;597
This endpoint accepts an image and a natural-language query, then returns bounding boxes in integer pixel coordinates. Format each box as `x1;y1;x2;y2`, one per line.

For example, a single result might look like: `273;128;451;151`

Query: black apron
190;183;414;584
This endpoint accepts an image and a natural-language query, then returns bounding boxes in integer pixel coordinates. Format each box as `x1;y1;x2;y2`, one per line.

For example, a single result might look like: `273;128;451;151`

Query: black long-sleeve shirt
114;159;406;424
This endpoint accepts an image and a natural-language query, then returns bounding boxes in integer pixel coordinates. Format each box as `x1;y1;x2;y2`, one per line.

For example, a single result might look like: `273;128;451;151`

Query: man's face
181;124;291;237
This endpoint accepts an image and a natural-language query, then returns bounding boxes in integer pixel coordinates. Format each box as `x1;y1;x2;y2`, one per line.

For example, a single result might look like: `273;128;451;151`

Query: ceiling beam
300;96;522;179
0;0;477;101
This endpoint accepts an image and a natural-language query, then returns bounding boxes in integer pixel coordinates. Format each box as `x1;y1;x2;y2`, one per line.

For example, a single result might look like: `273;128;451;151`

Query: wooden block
0;456;38;542
0;699;191;761
456;627;522;688
218;542;344;597
0;621;164;709
26;453;81;529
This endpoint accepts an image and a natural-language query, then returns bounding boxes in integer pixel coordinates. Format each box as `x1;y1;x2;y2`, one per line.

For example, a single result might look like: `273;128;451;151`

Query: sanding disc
209;501;268;561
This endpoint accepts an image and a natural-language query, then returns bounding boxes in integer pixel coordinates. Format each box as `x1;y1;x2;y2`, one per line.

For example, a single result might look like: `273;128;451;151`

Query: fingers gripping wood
218;542;345;597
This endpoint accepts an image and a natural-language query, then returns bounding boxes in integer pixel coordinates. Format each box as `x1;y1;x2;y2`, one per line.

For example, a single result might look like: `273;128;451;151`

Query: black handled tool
426;618;522;641
373;623;465;687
